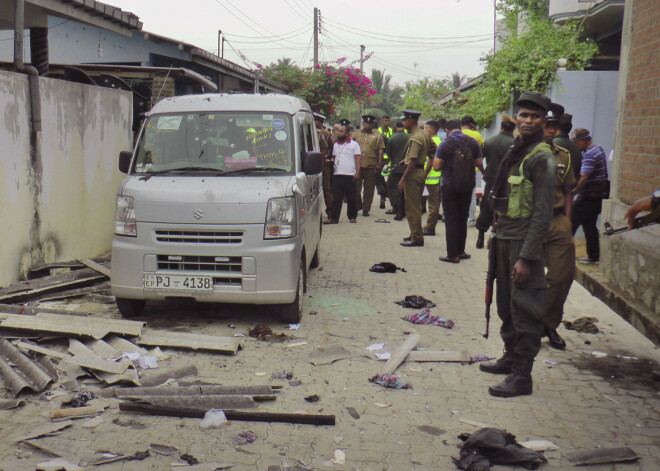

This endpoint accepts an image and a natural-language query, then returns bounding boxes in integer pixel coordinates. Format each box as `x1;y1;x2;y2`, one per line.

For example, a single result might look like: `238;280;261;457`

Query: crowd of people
313;91;617;398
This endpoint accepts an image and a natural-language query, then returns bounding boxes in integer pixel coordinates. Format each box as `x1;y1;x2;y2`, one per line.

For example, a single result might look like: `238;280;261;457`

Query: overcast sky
107;0;498;86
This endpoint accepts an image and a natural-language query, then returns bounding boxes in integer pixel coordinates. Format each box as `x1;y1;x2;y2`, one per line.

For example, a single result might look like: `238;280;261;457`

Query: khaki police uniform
543;144;576;330
404;128;432;244
318;128;334;218
353;129;385;214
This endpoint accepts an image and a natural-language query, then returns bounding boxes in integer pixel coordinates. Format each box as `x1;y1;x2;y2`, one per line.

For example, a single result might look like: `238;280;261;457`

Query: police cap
515;91;551;112
546;103;565;123
338;118;351;126
501;114;515;125
402;110;422;120
362;114;377;123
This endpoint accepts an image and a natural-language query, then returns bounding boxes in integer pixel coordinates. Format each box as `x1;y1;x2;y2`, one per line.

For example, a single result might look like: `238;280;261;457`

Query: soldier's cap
559;113;573;126
501;114;515;125
402;110;422;120
515;91;551;112
362;114;377;123
546;103;565;123
313;112;326;122
338;118;351;126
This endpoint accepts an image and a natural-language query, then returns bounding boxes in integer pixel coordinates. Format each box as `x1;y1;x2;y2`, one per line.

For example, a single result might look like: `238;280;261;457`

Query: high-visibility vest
379;126;393;163
425;135;442;185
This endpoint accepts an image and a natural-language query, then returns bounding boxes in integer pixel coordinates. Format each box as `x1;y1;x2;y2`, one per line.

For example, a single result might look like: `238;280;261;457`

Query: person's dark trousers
442;185;473;258
476;183;494;233
388;172;406;217
495;238;546;359
331;174;357;221
571;197;602;261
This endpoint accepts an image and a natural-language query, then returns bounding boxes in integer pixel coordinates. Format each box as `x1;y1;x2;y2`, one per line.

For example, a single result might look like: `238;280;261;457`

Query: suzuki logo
193;209;204;220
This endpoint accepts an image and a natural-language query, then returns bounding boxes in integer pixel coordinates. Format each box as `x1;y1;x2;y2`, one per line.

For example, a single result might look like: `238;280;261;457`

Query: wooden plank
137;329;242;354
76;259;111;278
381;334;420;374
122;394;257;411
50;405;104;419
111;385;275;397
0;313;144;340
119;402;336;425
406;350;466;362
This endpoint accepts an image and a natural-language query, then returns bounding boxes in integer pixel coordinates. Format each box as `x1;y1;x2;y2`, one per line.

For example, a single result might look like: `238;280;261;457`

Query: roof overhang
550;0;624;37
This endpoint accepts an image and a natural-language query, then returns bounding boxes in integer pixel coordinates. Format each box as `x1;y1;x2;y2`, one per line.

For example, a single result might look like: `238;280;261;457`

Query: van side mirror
303;150;322;175
118;151;133;174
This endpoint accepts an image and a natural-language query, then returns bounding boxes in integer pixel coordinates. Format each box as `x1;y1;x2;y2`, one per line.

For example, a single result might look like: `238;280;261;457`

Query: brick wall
618;0;660;204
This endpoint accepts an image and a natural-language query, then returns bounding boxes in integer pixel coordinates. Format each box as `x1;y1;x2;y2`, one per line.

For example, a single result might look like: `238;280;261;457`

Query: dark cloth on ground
394;295;436;309
369;262;406;273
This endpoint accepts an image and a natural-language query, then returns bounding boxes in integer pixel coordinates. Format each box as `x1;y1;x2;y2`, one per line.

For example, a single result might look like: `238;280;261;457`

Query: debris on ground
304;394;320;403
563;316;599;333
149;443;179;455
308;344;351;365
567;447;639;465
381;334;419;374
402;309;454;328
394;295;436;309
417;425;445;436
200;409;229;428
453;428;547;471
234;431;258;445
272;370;294;380
519;440;560;452
289;380;302;387
68;390;94;408
368;373;411;389
467;354;496;364
180;453;200;465
369;262;406;273
249;324;274;339
345;407;360;419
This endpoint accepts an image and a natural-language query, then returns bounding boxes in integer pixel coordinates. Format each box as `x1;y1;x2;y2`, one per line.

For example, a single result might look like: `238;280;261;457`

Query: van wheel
280;264;304;323
310;243;320;269
116;298;146;317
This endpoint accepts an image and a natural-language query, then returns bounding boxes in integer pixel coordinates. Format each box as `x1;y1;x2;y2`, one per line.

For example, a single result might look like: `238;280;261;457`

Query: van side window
305;123;314;152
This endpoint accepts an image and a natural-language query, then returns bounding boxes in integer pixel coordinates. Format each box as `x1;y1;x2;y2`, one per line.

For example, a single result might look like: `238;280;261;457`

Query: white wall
0;71;132;286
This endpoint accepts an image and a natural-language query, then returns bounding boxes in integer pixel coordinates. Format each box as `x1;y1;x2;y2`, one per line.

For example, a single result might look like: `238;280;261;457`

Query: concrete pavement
0;203;659;470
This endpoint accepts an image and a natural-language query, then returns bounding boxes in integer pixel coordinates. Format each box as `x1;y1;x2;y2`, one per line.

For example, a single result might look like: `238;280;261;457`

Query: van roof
150;93;312;115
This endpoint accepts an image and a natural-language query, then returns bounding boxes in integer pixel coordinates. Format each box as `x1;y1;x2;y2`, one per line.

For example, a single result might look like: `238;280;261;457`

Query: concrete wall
0;70;132;286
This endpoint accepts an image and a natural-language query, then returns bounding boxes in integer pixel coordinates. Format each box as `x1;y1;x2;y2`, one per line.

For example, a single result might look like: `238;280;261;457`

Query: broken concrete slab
121;394;257;411
67;339;132;375
0;398;26;409
382;334;420;374
76;259;111;278
137;329;243;354
0;312;144;339
24;437;96;467
567;447;639;465
308;344;352;365
0;268;107;304
105;335;147;355
0;338;53;396
36;458;83;471
138;364;198;387
14;421;74;442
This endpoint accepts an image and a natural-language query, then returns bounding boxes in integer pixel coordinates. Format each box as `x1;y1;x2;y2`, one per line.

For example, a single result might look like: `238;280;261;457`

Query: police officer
353;115;385;217
399;110;433;247
314;113;334;220
376;116;393;209
423;120;442;236
479;92;556;398
542;103;576;350
386;120;410;221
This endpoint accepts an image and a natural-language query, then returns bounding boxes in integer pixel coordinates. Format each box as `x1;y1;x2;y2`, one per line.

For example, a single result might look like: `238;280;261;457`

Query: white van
111;93;323;323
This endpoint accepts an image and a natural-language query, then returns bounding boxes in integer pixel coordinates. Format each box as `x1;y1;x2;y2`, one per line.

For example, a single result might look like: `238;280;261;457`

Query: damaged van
111;94;323;323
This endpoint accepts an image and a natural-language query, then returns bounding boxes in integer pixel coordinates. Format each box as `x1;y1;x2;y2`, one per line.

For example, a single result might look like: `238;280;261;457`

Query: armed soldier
479;92;556;398
386;120;410;221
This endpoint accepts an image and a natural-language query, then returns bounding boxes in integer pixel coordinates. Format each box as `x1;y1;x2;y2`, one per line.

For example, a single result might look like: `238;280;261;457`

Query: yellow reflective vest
425;135;442;185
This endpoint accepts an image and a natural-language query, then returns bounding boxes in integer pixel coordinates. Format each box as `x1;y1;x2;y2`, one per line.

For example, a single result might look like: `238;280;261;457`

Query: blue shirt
435;131;482;186
580;145;608;181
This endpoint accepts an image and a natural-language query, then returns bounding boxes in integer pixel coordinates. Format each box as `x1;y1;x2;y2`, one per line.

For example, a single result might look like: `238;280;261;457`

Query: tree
402;78;451;118
368;69;404;117
449;72;467;90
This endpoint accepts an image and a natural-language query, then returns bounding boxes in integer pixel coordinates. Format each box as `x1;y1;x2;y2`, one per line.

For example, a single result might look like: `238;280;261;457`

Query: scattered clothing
468;354;496;365
369;262;406;273
403;309;454;329
234;431;258;445
271;371;294;380
563;316;599;334
249;324;273;339
369;373;411;389
395;295;436;309
453;428;547;471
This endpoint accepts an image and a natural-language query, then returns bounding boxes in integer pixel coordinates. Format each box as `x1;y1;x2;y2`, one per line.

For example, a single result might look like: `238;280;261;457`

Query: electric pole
313;8;319;67
356;45;366;125
218;30;225;59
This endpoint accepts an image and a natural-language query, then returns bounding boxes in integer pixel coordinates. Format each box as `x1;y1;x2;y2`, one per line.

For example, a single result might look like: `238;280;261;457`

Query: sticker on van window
263;114;273;120
272;119;285;130
157;116;183;130
274;130;287;141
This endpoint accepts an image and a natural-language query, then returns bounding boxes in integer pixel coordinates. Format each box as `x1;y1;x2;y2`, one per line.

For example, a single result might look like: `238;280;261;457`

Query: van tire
280;264;304;323
116;298;146;317
309;243;320;269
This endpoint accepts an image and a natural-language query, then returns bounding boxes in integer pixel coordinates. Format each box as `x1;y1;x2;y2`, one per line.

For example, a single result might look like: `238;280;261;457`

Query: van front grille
155;230;243;244
157;255;242;273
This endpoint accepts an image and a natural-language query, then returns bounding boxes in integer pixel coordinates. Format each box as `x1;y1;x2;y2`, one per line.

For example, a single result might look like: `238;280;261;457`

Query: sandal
374;218;390;223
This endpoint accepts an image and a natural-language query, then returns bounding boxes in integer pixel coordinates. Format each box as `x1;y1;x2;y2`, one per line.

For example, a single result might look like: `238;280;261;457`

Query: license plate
144;273;213;292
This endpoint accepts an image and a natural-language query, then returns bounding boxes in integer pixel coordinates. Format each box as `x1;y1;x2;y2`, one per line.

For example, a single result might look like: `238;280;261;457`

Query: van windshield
133;112;294;175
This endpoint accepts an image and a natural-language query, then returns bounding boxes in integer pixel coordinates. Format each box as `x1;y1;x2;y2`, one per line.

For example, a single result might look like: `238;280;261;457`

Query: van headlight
265;196;296;239
115;195;137;237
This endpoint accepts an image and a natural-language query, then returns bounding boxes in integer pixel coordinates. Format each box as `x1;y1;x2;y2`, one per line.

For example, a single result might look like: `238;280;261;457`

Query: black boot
479;350;514;375
488;355;534;397
476;231;485;249
380;196;386;209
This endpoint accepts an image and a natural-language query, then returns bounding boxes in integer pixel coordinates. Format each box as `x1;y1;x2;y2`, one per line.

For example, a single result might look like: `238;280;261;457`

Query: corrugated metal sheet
0;338;55;396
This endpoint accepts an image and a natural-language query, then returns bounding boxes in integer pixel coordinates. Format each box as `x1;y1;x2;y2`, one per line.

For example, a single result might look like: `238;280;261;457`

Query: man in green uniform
553;113;582;181
315;113;334;220
386;120;410;221
476;115;516;248
353;115;385;217
423;120;442;236
542;103;576;350
399;110;432;247
479;92;556;397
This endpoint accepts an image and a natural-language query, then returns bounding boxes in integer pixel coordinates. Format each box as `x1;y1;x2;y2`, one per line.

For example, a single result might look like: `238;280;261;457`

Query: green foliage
369;69;405;117
439;0;598;127
403;78;451;118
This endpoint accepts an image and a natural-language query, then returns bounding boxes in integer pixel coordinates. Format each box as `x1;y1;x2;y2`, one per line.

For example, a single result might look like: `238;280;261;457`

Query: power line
223;24;309;40
282;0;309;22
226;28;312;45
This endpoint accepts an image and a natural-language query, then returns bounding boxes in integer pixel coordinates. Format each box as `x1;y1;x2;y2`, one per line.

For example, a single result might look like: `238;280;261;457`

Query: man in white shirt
324;123;361;224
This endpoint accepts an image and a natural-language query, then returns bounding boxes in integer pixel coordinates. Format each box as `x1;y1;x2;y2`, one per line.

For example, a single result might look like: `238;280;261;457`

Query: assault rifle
603;205;660;236
483;230;497;339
